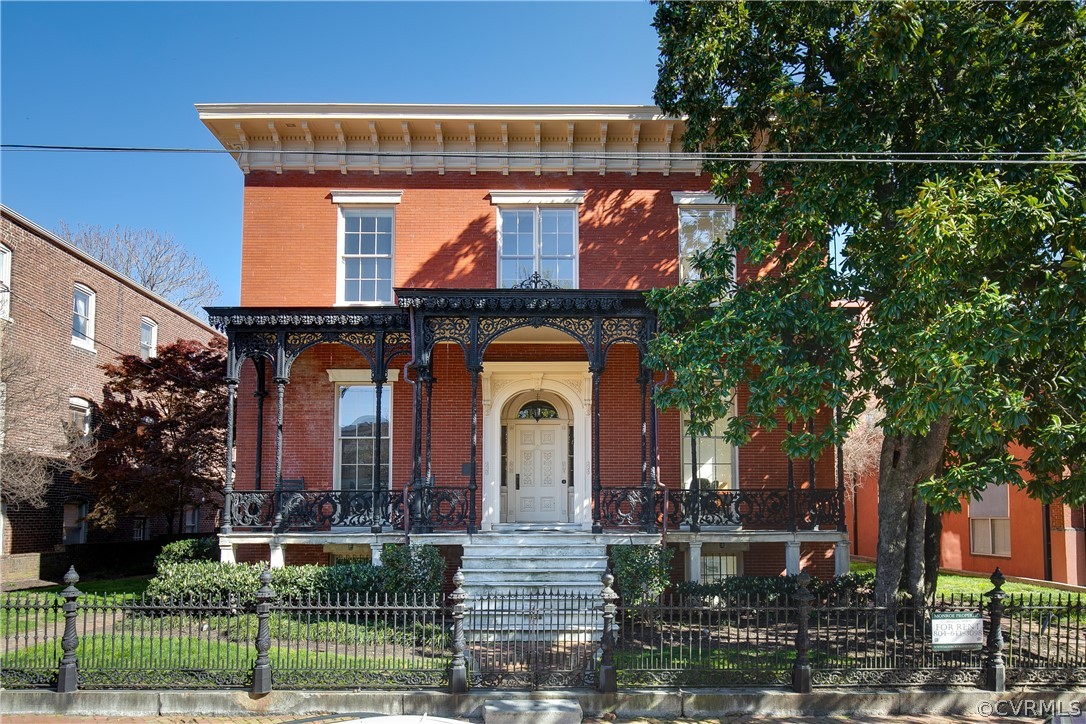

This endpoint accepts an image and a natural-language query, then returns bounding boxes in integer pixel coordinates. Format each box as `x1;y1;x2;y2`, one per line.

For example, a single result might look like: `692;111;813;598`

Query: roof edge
0;204;221;338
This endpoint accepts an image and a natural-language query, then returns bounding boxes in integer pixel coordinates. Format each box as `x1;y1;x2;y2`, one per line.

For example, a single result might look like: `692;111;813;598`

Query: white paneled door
513;421;566;523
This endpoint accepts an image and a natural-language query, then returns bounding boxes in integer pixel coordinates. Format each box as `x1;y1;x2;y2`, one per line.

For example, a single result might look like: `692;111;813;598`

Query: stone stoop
484;699;583;724
459;530;609;596
458;531;610;640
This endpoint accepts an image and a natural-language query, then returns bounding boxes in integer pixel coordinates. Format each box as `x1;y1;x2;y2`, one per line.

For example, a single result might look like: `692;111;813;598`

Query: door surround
480;362;592;531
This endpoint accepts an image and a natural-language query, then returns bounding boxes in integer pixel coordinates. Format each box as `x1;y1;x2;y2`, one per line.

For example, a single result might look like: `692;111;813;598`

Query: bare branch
842;399;884;498
57;222;221;315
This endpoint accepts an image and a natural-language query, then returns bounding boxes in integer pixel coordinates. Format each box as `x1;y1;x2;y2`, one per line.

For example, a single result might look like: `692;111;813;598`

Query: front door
513;421;565;523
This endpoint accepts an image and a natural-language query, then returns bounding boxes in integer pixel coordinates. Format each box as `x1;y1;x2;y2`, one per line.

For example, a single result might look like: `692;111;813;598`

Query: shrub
154;537;218;569
380;543;446;595
674;571;877;604
145;544;445;604
610;544;674;607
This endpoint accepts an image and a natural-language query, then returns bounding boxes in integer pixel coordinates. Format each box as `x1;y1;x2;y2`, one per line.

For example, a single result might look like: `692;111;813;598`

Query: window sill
334;301;396;308
71;338;96;353
969;551;1012;558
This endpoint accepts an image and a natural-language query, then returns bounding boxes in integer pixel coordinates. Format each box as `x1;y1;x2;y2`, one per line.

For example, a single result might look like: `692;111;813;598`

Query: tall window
72;284;95;350
682;416;738;490
132;516;148;541
341;209;394;304
498;207;578;288
68;398;91;437
63;501;87;545
0;244;11;320
337;384;390;491
678;207;735;283
183;505;200;534
139;318;158;360
970;483;1010;556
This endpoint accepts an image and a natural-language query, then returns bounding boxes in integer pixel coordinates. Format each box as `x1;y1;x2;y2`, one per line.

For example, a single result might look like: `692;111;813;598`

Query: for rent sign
932;611;985;651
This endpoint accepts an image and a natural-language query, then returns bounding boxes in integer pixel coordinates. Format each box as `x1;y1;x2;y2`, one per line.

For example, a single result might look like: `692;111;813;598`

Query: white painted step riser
463;547;607;558
462;574;606;585
461;561;608;573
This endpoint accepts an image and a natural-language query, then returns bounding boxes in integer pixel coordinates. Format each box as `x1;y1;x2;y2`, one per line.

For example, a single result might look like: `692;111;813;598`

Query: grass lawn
850;561;1082;600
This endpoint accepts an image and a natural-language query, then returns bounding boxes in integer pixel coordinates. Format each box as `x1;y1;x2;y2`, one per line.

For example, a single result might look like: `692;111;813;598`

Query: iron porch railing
228;484;843;533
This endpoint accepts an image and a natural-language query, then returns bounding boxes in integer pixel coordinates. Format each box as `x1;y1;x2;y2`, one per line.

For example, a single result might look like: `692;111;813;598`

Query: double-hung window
68;397;92;438
969;483;1010;556
63;501;87;545
139;318;158;360
673;193;736;284
681;414;738;491
331;369;397;493
492;191;584;289
72;284;95;350
0;244;11;320
333;191;401;305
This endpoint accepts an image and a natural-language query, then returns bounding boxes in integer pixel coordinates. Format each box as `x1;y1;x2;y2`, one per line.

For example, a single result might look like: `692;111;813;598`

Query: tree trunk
873;416;951;603
166;509;177;536
923;506;943;598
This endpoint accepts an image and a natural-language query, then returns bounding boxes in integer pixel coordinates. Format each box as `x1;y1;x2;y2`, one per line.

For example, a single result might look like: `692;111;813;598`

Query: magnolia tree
82;338;227;534
650;2;1086;600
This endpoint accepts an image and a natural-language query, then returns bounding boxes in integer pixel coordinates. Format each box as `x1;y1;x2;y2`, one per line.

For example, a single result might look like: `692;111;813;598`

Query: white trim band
489;191;586;206
327;369;401;383
331;190;404;205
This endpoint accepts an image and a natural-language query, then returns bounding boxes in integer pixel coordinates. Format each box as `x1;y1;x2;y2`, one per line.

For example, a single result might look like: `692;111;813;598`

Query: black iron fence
3;567;1083;694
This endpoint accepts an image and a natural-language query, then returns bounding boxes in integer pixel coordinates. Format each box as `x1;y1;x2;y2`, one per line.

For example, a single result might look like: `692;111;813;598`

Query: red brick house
199;104;849;590
0;206;222;583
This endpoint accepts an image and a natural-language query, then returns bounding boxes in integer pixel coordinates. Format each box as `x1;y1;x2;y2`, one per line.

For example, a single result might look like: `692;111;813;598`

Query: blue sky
1;1;660;306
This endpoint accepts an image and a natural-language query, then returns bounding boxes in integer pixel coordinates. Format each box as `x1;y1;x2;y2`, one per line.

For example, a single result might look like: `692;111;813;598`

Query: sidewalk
0;718;993;724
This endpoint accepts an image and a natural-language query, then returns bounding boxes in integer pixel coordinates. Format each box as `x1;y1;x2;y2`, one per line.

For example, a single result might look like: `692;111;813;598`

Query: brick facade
204;105;847;581
0;207;222;576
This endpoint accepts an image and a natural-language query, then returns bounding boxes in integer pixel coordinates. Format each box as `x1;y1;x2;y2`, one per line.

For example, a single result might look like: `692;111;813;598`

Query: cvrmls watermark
977;699;1082;717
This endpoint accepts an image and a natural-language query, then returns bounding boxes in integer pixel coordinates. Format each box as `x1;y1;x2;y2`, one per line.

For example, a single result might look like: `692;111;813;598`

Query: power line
3;143;1083;165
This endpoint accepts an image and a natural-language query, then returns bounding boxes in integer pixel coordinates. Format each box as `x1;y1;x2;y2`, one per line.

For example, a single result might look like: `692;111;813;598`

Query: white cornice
196;103;673;122
197;103;701;176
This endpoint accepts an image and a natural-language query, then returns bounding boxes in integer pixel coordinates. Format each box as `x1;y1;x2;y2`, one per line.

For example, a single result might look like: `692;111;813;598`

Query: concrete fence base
3;688;1085;720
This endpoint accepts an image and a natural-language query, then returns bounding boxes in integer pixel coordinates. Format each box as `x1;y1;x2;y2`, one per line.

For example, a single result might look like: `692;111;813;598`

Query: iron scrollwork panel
231;492;276;528
795;488;842;530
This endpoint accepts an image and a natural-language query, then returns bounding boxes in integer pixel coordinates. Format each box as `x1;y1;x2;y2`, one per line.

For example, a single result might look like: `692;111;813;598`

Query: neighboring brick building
847;444;1086;586
0;206;222;582
199;104;849;588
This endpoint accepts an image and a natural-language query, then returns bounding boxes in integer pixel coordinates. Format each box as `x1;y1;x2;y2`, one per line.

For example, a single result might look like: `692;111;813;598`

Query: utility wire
3;144;1083;165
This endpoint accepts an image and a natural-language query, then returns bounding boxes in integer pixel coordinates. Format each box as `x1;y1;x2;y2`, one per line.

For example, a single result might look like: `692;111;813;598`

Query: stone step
460;557;608;572
484;699;583;724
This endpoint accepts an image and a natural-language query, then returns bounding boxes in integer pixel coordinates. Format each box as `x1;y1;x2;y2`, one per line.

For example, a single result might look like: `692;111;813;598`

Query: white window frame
681;410;740;491
969;483;1011;557
333;191;402;306
68;397;91;437
139;317;158;360
62;500;88;545
183;505;200;534
673;193;736;284
492;191;585;289
71;283;95;351
0;244;11;320
331;371;396;493
132;516;148;541
701;554;740;583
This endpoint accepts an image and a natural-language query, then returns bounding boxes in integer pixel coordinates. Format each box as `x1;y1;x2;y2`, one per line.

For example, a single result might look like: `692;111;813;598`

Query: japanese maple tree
84;338;227;534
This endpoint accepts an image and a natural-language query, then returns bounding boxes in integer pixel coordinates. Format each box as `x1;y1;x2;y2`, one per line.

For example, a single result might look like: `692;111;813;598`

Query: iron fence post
985;567;1006;693
791;571;813;693
56;566;82;693
449;568;468;693
251;566;275;694
598;571;618;693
